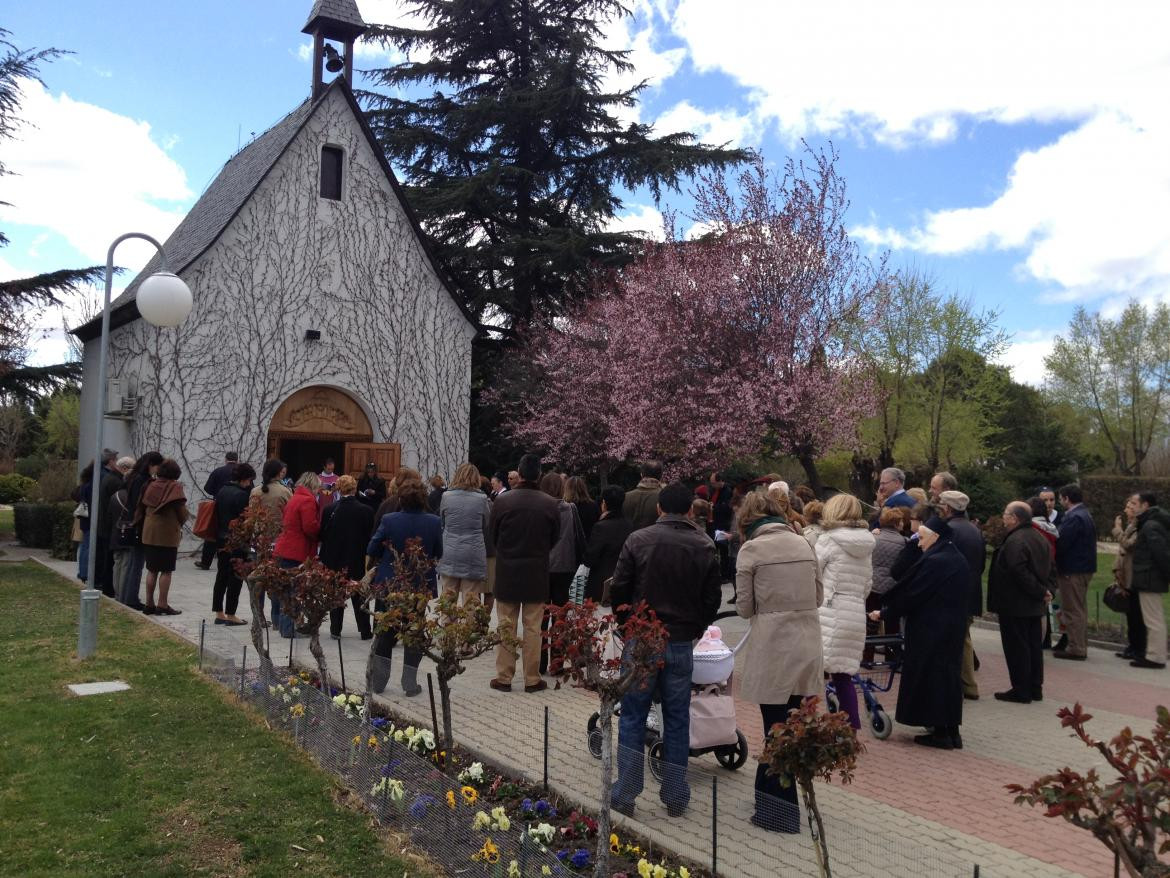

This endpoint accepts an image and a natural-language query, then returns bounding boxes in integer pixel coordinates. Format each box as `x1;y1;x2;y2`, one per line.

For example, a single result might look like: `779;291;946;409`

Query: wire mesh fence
197;621;988;877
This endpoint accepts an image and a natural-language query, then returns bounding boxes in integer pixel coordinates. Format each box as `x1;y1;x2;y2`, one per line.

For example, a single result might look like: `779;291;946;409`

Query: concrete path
18;543;1165;877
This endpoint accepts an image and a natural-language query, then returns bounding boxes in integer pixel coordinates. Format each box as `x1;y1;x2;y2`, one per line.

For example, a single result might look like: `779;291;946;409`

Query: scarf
744;515;788;541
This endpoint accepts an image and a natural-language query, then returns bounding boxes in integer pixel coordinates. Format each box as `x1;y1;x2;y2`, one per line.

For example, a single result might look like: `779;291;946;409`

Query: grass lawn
982;551;1170;635
0;561;423;878
0;506;12;540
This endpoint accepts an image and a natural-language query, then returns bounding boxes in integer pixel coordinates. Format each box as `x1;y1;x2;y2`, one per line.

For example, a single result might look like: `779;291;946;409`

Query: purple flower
372;717;387;729
381;759;402;777
535;799;552;816
570;849;590;869
556;850;568;861
408;794;435;819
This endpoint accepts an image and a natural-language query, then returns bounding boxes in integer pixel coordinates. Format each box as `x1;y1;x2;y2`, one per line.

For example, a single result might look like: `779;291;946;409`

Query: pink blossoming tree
504;148;887;487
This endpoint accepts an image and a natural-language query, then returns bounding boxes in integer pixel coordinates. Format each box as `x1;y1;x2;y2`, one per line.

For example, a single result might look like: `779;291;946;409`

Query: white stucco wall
83;87;475;504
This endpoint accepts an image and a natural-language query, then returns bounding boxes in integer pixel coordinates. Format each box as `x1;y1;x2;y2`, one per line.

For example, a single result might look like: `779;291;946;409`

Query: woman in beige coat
735;492;823;833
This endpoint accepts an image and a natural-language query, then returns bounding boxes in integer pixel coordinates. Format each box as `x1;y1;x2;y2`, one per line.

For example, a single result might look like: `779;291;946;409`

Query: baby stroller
824;633;903;740
586;611;750;776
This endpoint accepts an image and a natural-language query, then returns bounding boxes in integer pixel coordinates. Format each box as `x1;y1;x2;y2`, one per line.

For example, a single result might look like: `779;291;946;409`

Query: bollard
427;674;439;739
711;775;718;876
239;644;248;697
78;588;100;659
543;705;550;793
198;619;206;671
288;632;294;669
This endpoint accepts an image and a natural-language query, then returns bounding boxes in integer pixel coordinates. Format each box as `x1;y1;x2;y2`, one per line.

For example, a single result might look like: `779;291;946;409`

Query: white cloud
665;1;1170;306
652;100;759;147
994;329;1060;387
605;204;666;240
0;80;190;273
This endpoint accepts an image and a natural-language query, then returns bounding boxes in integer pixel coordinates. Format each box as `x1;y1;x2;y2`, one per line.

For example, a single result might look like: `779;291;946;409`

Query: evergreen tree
360;0;749;334
0;29;102;403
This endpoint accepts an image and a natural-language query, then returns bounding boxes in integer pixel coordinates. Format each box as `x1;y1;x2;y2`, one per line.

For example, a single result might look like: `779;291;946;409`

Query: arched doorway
266;386;400;480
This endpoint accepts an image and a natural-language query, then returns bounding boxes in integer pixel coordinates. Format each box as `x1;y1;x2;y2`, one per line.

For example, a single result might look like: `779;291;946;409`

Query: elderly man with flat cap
938;490;986;700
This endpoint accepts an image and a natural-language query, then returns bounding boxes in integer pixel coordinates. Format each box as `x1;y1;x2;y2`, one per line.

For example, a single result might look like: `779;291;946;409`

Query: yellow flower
446;791;456;810
652;866;667;878
507;860;521;878
289;704;304;717
352;735;362;746
472;811;491;831
610;832;621;854
367;735;379;748
541;868;552;877
679;869;690;878
461;785;478;805
637;859;653;878
471;838;500;864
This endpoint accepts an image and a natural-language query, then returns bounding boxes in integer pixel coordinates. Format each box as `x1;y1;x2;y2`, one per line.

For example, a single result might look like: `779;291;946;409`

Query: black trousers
754;697;804;832
1126;590;1148;657
200;540;217;567
212;550;244;615
93;541;116;597
999;614;1044;698
330;595;371;638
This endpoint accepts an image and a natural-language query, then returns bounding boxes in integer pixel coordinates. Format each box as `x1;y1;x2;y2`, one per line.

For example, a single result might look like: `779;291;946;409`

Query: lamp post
80;233;192;660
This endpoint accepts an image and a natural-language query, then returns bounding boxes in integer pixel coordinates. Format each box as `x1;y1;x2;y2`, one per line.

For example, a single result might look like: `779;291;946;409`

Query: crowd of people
70;448;1170;835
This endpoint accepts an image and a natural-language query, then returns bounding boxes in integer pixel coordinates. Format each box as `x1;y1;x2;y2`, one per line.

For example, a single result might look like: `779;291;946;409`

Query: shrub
0;473;37;504
14;455;48;480
955;465;1016;522
14;502;75;555
1082;476;1170;539
35;463;77;502
1007;703;1170;878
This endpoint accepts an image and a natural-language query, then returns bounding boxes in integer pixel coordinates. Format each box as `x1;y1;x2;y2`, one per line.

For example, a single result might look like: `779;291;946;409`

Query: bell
324;45;345;73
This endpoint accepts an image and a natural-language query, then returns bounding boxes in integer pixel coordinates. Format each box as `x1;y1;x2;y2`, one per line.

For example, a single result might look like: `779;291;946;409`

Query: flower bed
220;660;705;878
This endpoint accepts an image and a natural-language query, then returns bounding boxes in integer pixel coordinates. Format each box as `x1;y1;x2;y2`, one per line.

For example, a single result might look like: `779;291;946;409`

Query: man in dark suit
490;453;561;693
938;490;986;700
988;501;1052;702
320;475;375;640
197;452;239;569
1054;483;1098;660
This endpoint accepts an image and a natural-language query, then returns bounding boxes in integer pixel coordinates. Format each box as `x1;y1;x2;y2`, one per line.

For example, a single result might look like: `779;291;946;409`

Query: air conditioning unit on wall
105;378;140;419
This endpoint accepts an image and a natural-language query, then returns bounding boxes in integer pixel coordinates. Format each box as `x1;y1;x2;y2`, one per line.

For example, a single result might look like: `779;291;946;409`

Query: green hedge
1081;476;1170;538
14;502;77;559
0;473;37;504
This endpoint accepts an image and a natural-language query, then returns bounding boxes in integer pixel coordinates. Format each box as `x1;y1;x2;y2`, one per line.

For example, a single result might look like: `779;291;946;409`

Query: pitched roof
302;0;366;35
74;79;477;341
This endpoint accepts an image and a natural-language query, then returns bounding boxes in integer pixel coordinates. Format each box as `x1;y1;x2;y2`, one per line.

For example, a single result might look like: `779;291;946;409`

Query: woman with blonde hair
734;491;823;832
766;482;804;533
816;493;875;730
437;462;492;608
802;500;825;549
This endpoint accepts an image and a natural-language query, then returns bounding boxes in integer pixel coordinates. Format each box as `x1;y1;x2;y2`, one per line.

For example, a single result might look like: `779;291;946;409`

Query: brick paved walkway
28;547;1167;877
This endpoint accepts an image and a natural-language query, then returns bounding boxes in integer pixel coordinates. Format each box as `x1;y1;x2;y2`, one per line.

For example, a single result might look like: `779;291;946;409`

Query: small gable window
320;145;343;200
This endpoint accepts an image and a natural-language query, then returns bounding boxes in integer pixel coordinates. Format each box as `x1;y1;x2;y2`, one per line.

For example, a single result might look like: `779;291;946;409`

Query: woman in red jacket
271;471;322;638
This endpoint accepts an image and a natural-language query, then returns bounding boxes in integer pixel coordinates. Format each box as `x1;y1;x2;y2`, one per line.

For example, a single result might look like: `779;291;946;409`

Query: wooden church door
344;442;401;478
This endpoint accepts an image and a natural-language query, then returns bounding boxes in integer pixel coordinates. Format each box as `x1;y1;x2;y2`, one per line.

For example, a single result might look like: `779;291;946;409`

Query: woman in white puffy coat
816;493;875;730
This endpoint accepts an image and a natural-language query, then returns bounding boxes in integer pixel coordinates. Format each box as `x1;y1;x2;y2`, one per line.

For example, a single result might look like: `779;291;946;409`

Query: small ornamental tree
225;502;283;658
545;600;669;878
1007;703;1170;878
377;588;509;756
760;696;864;878
275;557;356;691
359;538;434;706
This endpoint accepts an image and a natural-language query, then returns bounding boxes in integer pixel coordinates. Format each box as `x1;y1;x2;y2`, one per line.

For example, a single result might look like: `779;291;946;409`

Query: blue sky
3;1;1168;384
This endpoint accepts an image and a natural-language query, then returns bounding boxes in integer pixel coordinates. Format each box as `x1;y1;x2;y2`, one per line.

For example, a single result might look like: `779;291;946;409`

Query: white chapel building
74;0;477;496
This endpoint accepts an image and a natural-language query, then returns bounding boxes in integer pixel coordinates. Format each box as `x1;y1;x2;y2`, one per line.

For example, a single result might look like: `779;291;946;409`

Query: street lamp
80;233;192;660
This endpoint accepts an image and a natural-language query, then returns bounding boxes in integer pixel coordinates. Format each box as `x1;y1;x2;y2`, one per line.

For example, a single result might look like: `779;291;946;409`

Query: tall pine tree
0;30;102;403
360;0;749;334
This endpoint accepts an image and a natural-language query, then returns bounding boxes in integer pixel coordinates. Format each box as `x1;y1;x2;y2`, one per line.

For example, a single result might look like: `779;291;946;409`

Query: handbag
72;500;89;519
113;492;138;549
569;563;589;605
1103;583;1129;613
689;684;738;749
192;499;218;542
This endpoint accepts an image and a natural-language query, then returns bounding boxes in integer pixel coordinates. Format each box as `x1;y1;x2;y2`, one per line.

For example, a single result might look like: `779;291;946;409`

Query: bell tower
302;0;368;100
